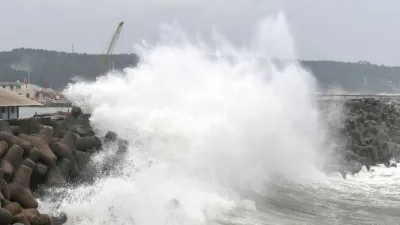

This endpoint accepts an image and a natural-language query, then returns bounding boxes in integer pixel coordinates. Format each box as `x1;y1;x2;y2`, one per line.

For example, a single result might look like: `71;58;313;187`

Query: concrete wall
0;106;19;119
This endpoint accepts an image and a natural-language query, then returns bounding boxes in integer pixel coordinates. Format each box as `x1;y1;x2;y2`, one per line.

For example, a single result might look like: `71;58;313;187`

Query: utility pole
72;44;74;53
27;56;30;84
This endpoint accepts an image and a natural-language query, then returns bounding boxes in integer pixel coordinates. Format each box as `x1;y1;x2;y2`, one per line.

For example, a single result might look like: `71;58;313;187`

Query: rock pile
0;106;106;225
337;98;400;176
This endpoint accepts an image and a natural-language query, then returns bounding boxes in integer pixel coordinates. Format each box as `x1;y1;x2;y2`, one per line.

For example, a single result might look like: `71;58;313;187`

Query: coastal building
0;81;72;107
0;87;42;119
0;81;56;99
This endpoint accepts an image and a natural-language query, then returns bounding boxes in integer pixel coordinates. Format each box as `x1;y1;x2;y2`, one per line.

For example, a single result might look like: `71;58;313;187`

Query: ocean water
36;13;400;225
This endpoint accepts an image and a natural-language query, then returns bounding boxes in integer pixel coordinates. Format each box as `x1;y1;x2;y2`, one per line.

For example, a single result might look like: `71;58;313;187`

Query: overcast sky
1;0;400;65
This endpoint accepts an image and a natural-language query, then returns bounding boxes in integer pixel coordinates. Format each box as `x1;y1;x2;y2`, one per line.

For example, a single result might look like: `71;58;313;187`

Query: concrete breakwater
328;98;400;178
0;106;122;225
1;97;399;223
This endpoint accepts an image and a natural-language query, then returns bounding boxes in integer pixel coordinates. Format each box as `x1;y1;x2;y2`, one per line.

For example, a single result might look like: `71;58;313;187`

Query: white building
0;87;42;119
0;81;56;99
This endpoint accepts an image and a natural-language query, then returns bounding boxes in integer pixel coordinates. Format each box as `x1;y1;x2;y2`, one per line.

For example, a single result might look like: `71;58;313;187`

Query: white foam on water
50;12;332;225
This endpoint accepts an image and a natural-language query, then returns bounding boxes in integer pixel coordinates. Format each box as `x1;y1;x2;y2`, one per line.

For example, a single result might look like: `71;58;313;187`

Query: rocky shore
2;96;400;223
328;98;400;178
0;106;119;225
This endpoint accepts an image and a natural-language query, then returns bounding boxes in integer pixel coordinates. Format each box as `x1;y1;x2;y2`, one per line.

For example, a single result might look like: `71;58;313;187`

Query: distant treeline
0;48;399;92
300;60;400;93
0;48;138;90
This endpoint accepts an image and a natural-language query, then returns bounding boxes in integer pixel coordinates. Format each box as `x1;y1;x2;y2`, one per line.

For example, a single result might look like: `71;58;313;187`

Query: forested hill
0;48;400;92
0;48;139;90
300;61;400;93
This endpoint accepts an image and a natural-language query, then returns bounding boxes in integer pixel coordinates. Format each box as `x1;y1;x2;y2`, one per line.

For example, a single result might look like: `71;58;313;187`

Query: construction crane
100;21;124;74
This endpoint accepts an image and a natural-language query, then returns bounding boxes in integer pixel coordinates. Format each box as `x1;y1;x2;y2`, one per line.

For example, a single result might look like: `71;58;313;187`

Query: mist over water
54;13;333;225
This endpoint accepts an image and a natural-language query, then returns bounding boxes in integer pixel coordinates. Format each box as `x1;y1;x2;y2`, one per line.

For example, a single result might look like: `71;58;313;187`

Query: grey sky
1;0;400;65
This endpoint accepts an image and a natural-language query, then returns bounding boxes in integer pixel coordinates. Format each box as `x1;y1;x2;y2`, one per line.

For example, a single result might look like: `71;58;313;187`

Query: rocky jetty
335;98;400;177
0;106;110;225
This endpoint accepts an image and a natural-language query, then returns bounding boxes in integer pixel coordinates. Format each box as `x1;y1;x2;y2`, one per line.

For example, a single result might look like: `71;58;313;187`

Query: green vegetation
0;48;399;92
301;60;400;93
0;48;138;90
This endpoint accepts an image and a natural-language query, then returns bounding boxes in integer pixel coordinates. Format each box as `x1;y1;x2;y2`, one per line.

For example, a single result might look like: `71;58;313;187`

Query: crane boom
100;21;124;74
106;21;124;55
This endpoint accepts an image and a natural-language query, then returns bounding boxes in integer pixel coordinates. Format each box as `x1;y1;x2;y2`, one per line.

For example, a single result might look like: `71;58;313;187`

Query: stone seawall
0;106;121;225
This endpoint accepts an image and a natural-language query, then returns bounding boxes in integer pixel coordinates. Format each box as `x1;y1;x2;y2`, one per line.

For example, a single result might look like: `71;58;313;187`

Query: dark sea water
222;166;400;225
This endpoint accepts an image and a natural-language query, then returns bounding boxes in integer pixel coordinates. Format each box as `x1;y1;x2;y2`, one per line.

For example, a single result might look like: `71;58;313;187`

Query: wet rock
60;132;77;153
0;141;9;157
116;141;129;155
8;118;41;135
30;163;48;190
71;106;83;119
35;117;52;126
74;150;91;170
0;113;101;224
37;126;54;145
0;132;32;152
11;213;30;225
52;137;60;144
24;212;42;224
34;163;48;176
52;212;68;225
10;126;21;136
59;130;68;139
36;214;53;225
0;207;12;225
25;148;39;162
50;120;68;138
69;124;94;137
346;160;364;175
50;142;79;176
45;166;67;187
76;113;91;127
326;98;400;174
0;145;24;181
1;179;10;200
20;134;57;166
57;158;73;181
8;165;37;209
20;159;35;171
22;208;39;216
75;136;102;152
4;202;22;216
0;121;12;133
104;131;117;143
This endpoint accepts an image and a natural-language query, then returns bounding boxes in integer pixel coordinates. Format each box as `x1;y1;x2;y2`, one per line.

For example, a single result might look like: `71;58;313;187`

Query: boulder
8;118;41;135
45;166;67;187
71;106;83;119
0;207;12;225
19;134;57;166
50;142;79;176
0;132;32;152
8;165;38;209
0;145;24;181
0;141;9;157
75;136;102;152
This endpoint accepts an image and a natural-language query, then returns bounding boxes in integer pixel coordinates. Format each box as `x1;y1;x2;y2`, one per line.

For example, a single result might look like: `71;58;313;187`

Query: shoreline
0;97;396;223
